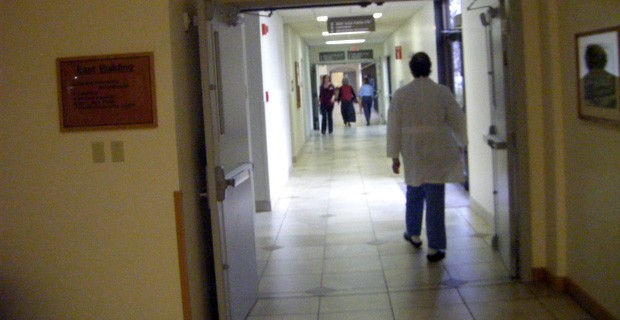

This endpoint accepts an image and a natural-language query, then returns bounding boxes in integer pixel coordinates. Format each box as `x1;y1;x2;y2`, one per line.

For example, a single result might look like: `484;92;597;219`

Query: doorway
195;0;525;318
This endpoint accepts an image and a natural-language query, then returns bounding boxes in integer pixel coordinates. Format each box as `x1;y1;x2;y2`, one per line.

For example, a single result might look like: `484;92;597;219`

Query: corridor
249;124;592;319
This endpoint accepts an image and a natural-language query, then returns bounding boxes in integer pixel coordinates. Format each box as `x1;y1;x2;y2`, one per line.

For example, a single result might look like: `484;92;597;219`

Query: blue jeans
361;96;373;124
405;184;446;250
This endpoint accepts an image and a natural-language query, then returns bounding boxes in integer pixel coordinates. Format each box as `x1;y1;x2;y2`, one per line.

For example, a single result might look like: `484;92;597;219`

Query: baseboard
255;200;271;212
174;191;192;320
566;278;616;320
469;198;494;228
532;268;616;320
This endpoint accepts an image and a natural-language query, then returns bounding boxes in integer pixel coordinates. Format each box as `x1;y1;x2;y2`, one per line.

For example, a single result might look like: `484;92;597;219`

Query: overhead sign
327;15;375;34
347;49;373;60
319;51;346;62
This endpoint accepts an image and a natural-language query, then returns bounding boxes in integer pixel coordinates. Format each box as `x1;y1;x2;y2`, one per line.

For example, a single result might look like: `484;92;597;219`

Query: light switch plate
92;142;105;163
111;141;124;162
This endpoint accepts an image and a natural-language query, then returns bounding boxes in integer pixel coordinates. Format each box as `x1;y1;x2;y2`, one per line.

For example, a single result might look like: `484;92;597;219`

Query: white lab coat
386;77;467;186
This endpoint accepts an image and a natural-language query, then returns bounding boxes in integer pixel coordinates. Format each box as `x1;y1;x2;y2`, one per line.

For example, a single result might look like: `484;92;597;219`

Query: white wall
246;15;271;212
0;1;184;319
285;25;312;161
383;1;438;93
461;0;496;225
260;13;293;204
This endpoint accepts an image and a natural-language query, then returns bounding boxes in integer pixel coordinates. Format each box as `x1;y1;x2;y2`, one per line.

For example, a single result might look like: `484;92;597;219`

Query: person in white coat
387;52;467;262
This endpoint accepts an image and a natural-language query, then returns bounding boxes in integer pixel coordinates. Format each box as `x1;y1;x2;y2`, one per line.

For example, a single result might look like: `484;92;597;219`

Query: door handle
484;134;508;150
215;166;234;201
215;163;253;201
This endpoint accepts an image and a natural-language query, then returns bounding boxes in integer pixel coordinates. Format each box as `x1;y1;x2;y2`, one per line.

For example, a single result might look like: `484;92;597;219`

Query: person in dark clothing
338;77;357;126
319;75;336;134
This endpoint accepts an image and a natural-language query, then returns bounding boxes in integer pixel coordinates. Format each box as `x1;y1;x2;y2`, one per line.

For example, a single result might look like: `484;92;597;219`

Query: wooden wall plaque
57;52;157;131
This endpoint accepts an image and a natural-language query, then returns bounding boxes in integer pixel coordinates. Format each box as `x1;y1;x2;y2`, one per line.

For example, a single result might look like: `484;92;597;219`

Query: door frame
191;1;536;317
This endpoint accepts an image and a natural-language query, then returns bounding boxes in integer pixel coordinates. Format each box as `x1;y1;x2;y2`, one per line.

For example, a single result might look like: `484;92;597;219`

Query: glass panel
448;0;462;29
452;40;465;109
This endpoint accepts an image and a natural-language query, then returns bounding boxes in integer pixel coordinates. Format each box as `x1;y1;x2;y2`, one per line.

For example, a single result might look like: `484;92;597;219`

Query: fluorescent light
322;31;370;36
326;39;366;45
316;16;328;22
373;12;383;19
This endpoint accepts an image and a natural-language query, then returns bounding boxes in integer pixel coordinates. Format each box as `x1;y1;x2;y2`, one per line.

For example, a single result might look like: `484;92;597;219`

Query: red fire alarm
261;23;269;36
395;46;403;60
265;91;269;102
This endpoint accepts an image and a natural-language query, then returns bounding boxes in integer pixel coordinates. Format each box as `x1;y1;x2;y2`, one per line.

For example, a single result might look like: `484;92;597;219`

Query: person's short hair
409;52;432;78
342;77;349;85
585;44;607;70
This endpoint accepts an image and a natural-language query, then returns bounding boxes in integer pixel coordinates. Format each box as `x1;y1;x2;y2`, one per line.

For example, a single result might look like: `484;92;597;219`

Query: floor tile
384;266;451;290
253;125;590;319
262;259;323;276
467;299;555;319
389;288;464;308
538;295;595;320
249;297;319;316
458;282;533;303
323;255;383;273
322;271;387;293
320;309;395;320
393;304;473;320
320;293;391;313
259;274;322;295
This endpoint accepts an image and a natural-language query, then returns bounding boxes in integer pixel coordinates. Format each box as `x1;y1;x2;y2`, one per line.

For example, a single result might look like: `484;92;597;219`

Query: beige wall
0;1;185;319
553;0;620;317
520;0;620;317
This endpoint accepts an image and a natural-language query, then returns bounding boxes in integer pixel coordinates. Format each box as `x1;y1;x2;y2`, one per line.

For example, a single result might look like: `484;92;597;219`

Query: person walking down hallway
338;77;357;127
319;75;336;134
359;77;375;125
387;52;468;262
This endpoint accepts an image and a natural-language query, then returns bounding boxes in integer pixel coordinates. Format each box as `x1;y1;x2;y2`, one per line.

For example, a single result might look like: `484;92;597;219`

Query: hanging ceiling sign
327;15;375;34
347;49;374;60
319;51;346;62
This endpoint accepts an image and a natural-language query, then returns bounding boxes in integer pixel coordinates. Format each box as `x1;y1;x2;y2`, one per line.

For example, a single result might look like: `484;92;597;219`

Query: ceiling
265;1;429;47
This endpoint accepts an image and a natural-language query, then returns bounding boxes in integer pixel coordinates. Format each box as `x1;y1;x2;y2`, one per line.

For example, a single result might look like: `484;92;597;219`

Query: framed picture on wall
57;52;157;131
575;26;620;126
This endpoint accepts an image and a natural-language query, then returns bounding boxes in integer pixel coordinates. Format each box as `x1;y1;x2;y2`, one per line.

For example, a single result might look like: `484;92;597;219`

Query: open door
481;0;519;278
197;2;259;319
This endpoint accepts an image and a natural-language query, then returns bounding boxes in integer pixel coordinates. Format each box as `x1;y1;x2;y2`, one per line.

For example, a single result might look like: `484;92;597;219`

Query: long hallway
249;124;592;319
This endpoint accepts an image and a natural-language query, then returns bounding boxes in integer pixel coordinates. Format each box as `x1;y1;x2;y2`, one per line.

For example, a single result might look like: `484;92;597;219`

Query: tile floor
249;121;593;320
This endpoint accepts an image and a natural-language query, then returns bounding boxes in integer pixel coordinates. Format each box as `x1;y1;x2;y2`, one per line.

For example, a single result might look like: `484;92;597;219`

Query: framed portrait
57;52;157;131
575;26;620;125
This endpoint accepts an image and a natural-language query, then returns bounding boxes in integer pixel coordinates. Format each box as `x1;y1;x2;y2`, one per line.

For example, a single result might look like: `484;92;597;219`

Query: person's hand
392;158;400;174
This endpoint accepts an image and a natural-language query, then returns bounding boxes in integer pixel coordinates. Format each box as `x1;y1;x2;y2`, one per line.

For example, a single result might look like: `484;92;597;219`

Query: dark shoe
426;251;445;262
403;233;422;248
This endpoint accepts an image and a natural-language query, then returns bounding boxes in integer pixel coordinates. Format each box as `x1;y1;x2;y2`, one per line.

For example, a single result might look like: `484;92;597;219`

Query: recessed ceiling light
317;16;328;22
373;13;383;19
322;31;370;36
326;39;366;45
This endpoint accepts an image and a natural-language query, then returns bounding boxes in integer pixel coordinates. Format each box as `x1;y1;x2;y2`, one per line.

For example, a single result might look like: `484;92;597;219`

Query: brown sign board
57;52;157;131
327;15;375;34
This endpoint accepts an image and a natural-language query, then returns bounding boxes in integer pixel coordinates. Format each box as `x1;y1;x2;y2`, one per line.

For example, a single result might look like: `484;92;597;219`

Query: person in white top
386;52;468;262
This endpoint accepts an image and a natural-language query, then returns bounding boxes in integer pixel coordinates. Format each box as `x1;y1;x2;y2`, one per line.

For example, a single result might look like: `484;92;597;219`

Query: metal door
481;1;519;278
197;2;258;319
